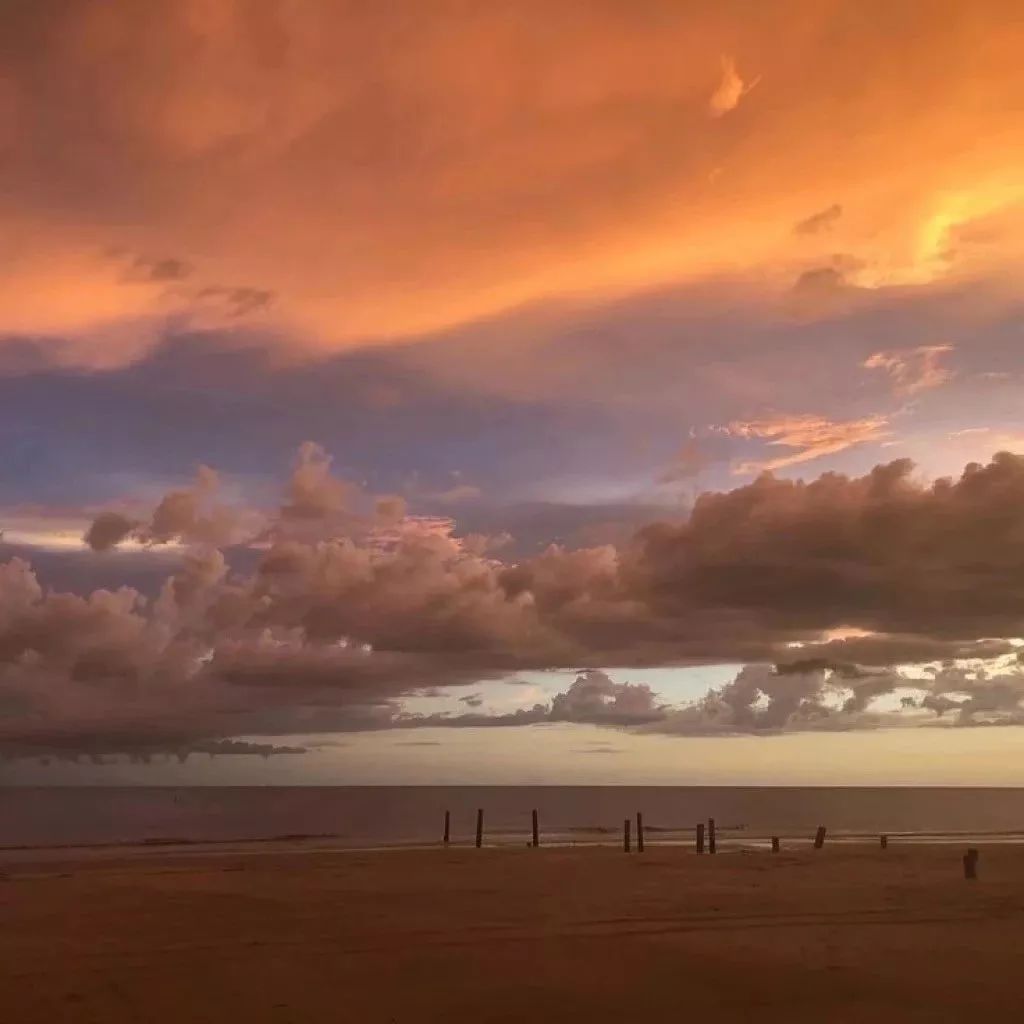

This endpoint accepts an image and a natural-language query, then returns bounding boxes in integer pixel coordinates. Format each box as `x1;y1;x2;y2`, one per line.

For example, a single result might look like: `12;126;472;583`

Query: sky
3;0;1024;784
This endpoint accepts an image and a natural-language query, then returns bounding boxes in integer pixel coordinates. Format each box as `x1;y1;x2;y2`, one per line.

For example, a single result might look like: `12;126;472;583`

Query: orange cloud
729;413;891;474
0;1;1022;366
708;55;759;117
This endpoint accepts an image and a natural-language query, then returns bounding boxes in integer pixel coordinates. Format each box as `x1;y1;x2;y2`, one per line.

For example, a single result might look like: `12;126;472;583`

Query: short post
771;836;780;853
443;810;450;846
531;808;540;848
623;818;631;853
636;812;645;853
696;822;705;854
813;825;827;849
475;808;484;848
963;848;978;880
880;834;888;850
708;817;717;855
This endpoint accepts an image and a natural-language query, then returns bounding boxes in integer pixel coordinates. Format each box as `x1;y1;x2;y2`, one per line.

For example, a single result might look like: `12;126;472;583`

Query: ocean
4;786;1024;852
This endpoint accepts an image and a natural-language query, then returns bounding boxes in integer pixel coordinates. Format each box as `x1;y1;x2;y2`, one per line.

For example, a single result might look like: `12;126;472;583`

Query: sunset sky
3;0;1024;784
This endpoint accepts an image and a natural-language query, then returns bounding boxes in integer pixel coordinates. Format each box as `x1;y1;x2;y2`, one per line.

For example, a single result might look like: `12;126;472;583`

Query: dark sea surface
4;787;1024;853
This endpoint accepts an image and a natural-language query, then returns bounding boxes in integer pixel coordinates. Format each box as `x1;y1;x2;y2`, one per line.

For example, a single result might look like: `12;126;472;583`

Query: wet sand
1;842;1020;1022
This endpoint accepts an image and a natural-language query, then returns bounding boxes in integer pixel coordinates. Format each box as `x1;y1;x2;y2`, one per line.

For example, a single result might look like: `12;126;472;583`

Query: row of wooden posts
444;810;835;853
443;810;982;878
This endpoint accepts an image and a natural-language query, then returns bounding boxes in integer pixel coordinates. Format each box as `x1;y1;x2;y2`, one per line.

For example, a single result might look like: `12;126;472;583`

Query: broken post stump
623;818;631;853
708;817;717;855
696;822;705;854
475;808;484;848
771;836;780;853
813;825;827;849
880;834;888;850
636;812;645;853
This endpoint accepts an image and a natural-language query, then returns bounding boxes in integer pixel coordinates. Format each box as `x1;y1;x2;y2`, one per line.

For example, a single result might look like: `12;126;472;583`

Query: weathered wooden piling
696;822;705;854
813;825;827;849
443;810;450;846
636;812;645;853
531;809;539;848
475;808;484;848
771;836;780;853
880;834;888;850
708;817;717;855
623;818;632;853
963;847;979;880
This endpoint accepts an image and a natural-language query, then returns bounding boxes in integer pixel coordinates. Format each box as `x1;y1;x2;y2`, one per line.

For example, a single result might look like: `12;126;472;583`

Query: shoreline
3;827;1023;865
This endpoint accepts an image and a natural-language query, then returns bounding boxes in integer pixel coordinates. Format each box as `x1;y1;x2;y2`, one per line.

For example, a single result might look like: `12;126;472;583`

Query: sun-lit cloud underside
1;0;1023;365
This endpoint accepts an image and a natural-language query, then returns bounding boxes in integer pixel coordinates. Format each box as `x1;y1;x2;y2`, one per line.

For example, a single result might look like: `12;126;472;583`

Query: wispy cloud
728;413;890;473
863;345;955;397
708;55;760;117
794;203;843;235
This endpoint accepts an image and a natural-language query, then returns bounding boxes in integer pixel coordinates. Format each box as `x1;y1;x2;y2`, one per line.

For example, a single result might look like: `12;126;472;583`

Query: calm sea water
3;787;1024;852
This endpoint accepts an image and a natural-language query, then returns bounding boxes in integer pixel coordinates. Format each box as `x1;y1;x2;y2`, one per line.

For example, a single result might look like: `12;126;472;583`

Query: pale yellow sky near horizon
6;723;1024;787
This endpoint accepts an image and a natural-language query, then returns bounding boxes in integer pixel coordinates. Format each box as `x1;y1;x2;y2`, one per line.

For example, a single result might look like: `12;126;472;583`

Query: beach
1;842;1020;1022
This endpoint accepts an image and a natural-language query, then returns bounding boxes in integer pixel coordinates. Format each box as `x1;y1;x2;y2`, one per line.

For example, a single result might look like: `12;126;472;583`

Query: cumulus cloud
12;446;1024;755
400;658;1024;736
863;344;955;397
727;413;890;473
84;511;137;552
85;465;253;550
403;671;666;729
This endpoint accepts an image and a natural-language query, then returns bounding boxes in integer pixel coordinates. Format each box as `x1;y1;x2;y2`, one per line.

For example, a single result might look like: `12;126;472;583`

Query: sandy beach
0;842;1020;1022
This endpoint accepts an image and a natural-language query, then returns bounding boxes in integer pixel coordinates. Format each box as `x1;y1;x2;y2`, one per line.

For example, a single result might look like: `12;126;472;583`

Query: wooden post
475;808;484;848
963;848;978;880
443;810;450;846
696;822;705;854
813;825;827;849
531;809;540;848
623;818;631;853
708;817;717;855
636;812;645;853
771;836;780;853
880;834;888;850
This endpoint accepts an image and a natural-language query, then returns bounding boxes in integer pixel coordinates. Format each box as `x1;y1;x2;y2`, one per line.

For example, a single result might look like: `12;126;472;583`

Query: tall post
443;810;450;846
696;822;705;854
623;818;631;853
636;812;645;853
771;836;780;853
963;848;979;880
475;808;484;849
531;809;540;848
813;825;826;849
708;817;717;855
